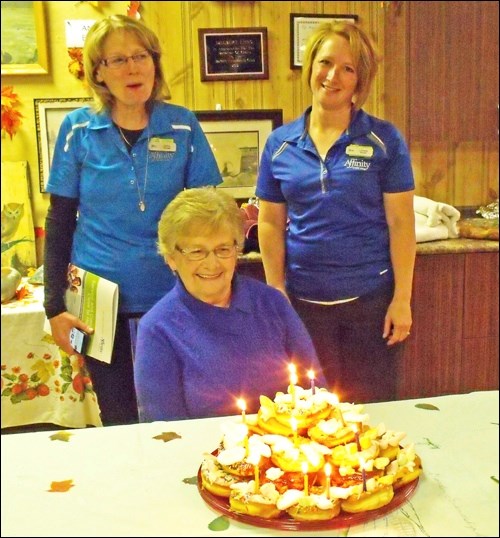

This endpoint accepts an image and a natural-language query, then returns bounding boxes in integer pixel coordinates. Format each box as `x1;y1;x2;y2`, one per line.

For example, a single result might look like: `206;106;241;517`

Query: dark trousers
84;314;140;426
291;285;402;404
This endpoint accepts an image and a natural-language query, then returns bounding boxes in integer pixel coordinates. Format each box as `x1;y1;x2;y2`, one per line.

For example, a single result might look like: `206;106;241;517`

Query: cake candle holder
290;416;298;447
307;369;316;395
301;462;309;496
253;464;260;493
359;458;367;492
324;463;332;499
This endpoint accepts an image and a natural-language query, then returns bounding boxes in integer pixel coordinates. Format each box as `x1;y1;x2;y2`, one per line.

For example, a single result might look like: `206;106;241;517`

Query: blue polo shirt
46;101;222;313
256;108;414;301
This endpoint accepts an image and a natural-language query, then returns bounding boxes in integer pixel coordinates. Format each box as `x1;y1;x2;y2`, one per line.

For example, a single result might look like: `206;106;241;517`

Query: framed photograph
194;109;283;199
1;1;49;75
198;27;269;82
34;97;93;192
290;13;358;69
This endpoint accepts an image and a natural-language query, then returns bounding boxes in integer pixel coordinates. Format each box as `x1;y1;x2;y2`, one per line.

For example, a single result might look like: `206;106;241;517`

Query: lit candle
290;416;298;447
324;463;332;499
307;369;315;395
288;364;297;407
237;398;246;423
302;462;309;496
290;372;298;406
254;464;260;493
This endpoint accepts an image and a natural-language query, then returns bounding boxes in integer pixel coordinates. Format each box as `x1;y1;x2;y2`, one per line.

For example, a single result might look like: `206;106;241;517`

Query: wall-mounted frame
34;97;93;192
194;109;282;199
290;13;358;69
198;27;269;82
1;1;49;75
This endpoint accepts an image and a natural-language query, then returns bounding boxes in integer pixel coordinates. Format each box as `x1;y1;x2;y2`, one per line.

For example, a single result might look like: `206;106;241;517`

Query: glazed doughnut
200;454;241;497
341;484;394;513
281;490;342;521
229;482;282;519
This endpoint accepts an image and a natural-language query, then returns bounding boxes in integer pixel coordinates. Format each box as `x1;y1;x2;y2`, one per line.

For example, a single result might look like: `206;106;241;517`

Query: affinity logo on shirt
344;158;371;170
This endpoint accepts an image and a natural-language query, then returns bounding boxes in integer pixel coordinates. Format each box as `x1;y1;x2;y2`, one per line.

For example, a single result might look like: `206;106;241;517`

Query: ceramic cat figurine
1;202;24;242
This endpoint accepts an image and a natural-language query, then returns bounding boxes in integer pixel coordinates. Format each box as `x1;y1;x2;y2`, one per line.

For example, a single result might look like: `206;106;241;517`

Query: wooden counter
238;238;499;400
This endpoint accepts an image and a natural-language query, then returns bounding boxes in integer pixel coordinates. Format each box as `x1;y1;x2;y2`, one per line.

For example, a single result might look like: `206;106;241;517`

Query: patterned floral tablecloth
1;283;102;429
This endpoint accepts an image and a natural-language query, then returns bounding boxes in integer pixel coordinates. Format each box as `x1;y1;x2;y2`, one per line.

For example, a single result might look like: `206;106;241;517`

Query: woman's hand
383;299;412;346
48;312;94;358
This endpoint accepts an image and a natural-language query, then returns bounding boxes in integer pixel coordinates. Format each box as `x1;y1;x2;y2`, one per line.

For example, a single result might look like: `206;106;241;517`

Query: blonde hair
157;188;245;258
301;21;380;109
83;14;171;112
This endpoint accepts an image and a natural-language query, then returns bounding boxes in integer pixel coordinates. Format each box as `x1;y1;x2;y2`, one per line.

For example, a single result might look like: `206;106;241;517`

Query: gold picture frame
34;97;93;192
194;109;282;199
1;1;49;75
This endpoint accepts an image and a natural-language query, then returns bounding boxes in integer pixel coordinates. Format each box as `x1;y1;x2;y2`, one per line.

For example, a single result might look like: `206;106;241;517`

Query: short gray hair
157;187;245;257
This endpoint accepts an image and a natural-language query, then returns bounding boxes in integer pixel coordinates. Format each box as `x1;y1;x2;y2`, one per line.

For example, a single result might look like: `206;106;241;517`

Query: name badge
346;144;374;158
149;137;176;152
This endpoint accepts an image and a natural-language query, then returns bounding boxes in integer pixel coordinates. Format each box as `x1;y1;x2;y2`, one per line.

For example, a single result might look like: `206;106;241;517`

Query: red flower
1;85;24;139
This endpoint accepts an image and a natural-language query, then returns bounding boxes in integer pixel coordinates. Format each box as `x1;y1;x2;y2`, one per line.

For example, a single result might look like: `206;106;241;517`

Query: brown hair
83;14;170;112
301;21;380;109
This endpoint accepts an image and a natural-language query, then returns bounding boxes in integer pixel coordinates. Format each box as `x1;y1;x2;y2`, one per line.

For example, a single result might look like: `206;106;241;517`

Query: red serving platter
197;468;419;531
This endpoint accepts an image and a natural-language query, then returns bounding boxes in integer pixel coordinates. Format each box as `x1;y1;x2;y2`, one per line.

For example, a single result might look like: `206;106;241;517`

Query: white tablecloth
1;284;102;429
1;391;498;537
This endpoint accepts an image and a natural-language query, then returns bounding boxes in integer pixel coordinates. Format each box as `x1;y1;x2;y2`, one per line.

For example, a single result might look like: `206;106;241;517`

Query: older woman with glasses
43;15;221;426
133;188;325;421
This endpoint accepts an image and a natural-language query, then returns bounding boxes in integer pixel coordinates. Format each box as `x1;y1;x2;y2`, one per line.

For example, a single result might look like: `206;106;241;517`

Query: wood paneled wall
146;1;385;122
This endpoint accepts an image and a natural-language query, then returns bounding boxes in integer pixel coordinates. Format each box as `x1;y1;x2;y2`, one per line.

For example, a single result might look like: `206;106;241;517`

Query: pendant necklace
117;125;149;212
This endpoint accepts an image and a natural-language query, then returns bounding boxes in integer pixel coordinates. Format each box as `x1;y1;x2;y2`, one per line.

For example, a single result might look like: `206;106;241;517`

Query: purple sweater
134;274;325;421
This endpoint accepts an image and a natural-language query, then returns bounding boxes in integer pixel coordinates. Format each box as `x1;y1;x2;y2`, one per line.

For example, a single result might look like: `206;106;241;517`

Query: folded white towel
415;213;449;242
413;195;461;238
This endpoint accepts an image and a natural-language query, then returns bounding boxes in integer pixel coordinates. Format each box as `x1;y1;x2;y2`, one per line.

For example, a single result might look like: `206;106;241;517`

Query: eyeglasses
175;242;238;261
100;50;152;69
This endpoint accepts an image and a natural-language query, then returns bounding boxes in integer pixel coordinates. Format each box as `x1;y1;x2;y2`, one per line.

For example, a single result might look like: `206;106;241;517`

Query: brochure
44;264;119;364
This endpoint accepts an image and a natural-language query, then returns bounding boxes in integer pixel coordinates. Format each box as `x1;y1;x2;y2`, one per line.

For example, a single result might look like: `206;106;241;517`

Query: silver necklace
117;125;149;212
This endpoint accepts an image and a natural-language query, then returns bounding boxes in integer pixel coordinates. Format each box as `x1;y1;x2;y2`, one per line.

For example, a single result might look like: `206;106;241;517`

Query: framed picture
1;1;49;75
34;97;93;192
290;13;358;69
198;27;269;82
194;109;283;199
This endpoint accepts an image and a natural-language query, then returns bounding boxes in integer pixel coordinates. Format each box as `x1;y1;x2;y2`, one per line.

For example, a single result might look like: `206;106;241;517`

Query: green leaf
415;403;440;411
2;373;17;382
182;475;198;485
208;516;230;531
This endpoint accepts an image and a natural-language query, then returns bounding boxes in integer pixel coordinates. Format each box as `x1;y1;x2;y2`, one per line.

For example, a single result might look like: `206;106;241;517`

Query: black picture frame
290;14;359;69
198;27;269;82
194;109;283;199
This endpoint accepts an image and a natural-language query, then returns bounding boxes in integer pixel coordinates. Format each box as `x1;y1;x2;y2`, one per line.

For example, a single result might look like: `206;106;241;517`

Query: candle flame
236;398;246;412
290;416;297;431
301;461;308;474
324;462;332;477
290;372;298;385
288;363;297;374
307;369;315;380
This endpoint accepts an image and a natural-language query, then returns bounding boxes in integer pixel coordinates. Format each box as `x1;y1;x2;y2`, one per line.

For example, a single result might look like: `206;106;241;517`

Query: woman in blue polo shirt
43;15;221;425
256;21;416;403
